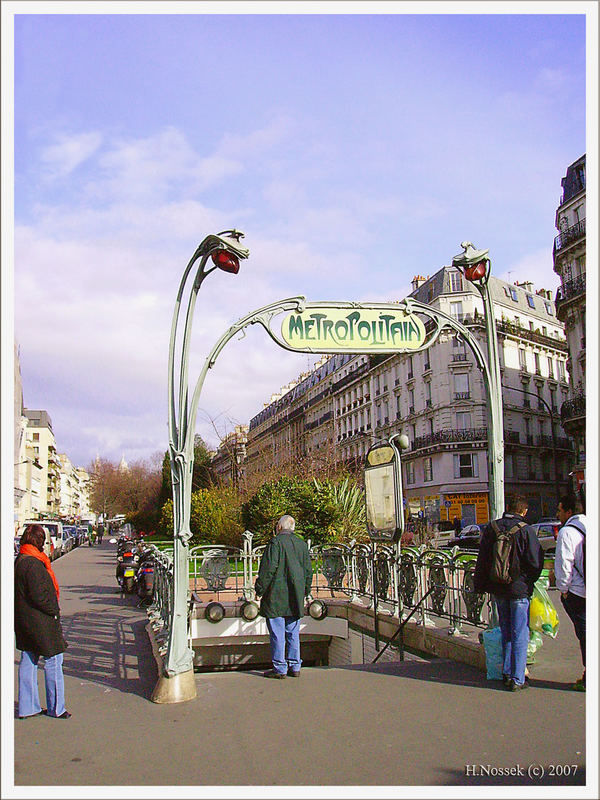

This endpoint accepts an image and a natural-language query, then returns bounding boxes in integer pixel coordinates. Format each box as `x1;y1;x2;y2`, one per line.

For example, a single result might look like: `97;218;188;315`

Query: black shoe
18;710;45;719
502;674;511;687
263;669;286;679
287;670;300;678
509;679;529;691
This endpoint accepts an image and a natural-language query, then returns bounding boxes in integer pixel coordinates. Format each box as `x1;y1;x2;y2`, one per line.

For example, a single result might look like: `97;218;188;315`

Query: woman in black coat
14;524;70;719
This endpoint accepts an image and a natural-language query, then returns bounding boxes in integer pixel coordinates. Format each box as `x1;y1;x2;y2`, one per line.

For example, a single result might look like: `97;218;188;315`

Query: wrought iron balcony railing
555;273;586;306
554;218;585;253
561;393;585;424
411;427;487;450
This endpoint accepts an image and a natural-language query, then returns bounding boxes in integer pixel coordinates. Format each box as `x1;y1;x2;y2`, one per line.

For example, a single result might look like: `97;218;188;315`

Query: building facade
553;154;586;493
245;266;572;525
211;425;249;486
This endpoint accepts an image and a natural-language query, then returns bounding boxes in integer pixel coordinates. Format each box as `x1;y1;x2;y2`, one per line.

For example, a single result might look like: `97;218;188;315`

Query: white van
20;520;63;560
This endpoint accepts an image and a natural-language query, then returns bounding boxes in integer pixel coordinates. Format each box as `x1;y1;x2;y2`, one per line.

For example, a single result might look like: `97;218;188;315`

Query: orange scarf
19;544;60;600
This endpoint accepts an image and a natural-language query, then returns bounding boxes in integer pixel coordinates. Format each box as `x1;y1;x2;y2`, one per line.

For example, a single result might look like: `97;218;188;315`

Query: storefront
439;492;489;526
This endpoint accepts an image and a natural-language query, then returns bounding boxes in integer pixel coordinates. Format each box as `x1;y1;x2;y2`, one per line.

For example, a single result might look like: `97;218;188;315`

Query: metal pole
451;243;505;520
476;277;505;519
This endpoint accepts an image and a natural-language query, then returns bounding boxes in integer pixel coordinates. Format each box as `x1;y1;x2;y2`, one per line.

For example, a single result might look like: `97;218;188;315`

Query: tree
87;454;162;529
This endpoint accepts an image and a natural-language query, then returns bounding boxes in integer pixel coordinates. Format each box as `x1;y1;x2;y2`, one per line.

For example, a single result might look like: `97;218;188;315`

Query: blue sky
9;7;590;468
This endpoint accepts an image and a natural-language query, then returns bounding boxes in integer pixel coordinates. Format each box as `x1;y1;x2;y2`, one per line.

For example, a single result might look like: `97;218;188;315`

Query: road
10;539;588;792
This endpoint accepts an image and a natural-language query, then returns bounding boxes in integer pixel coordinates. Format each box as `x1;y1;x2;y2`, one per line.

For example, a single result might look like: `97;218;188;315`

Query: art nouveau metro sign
279;303;427;353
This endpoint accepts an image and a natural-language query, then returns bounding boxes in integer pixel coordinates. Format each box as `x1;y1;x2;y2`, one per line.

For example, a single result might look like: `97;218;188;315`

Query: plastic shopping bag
527;630;544;661
529;580;559;638
482;626;504;680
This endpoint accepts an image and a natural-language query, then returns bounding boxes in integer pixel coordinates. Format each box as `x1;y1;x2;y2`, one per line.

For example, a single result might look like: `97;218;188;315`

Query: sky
5;3;592;470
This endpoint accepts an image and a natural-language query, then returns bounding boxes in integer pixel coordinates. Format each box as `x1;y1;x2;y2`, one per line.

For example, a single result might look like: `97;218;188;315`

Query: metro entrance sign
281;304;426;352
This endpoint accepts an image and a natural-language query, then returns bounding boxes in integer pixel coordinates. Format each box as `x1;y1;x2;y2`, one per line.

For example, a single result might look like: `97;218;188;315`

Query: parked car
18;520;59;560
76;526;89;546
531;520;560;556
458;524;483;537
441;534;481;551
61;526;77;553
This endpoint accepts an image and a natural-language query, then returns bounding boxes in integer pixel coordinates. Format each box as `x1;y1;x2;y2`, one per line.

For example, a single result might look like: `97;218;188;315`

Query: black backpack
489;520;526;584
569;521;586;582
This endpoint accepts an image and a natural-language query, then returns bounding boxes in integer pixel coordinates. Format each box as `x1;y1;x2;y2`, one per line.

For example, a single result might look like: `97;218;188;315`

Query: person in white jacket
555;493;586;692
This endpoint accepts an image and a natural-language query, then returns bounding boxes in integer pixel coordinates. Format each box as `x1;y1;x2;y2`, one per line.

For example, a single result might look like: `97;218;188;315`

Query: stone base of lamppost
151;669;197;704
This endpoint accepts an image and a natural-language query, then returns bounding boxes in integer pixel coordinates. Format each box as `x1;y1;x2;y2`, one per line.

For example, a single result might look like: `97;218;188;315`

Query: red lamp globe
464;261;487;282
211;249;240;274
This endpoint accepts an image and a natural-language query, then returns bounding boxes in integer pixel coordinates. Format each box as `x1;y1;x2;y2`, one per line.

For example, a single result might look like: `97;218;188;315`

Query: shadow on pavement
334;659;577;692
59;592;157;699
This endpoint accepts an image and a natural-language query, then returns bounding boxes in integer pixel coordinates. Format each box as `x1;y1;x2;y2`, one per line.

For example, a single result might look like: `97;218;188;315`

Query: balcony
560;393;585;436
411;426;488;451
496;319;568;352
454;392;470;401
451;353;468;362
553;218;585;254
555;273;586;321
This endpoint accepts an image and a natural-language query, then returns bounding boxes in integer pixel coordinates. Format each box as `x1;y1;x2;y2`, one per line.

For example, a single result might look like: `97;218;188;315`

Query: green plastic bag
529;580;559;638
527;630;544;660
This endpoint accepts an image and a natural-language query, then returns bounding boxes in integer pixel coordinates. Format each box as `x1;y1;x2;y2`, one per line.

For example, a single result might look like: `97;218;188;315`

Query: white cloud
40;131;103;179
497;247;560;295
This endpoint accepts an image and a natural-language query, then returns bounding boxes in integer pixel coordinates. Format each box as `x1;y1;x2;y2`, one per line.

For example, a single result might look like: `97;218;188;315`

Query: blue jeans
494;596;530;686
265;617;301;674
18;651;66;718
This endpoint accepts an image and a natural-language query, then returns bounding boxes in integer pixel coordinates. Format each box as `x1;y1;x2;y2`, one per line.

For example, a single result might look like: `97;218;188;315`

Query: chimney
411;275;428;291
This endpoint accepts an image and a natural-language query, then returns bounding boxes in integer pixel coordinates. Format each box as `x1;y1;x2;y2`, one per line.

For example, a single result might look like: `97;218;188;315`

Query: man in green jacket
255;515;313;679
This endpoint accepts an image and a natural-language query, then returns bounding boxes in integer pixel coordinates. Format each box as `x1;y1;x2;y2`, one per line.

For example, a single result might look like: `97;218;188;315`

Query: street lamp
152;231;250;704
452;242;505;519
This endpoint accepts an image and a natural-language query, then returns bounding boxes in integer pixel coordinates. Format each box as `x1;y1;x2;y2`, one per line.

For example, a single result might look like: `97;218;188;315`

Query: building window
408;389;415;413
32;433;40;442
529;321;535;331
406;461;415;485
450;272;463;292
515;316;521;327
453;372;470;399
456;411;471;430
425;381;432;406
542;326;547;336
428;418;434;435
407;355;413;379
519;349;527;371
545;302;553;316
547;357;554;379
423;457;433;482
454;453;478;479
526;295;536;308
534;353;541;375
450;301;463;321
558;361;566;381
510;287;518;302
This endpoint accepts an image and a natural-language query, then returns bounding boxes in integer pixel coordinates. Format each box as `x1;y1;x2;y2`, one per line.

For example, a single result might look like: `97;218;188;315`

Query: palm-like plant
314;477;367;544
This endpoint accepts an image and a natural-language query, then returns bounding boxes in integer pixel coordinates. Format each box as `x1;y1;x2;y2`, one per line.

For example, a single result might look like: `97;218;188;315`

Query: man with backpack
555;493;586;692
474;494;544;691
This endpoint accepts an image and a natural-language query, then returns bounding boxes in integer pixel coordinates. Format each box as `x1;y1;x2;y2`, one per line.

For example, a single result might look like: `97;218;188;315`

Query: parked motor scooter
135;548;155;606
116;543;140;593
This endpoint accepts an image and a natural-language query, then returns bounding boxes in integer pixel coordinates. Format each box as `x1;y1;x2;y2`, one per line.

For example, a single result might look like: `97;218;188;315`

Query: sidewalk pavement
11;540;588;791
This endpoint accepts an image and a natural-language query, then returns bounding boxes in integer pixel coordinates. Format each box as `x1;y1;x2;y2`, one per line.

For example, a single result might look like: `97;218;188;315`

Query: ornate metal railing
553;219;585;253
148;534;497;647
412;427;487;450
555;273;586;305
561;393;586;424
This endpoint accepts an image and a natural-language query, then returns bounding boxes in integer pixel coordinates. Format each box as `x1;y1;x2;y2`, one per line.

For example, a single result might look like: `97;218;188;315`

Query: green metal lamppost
451;242;505;519
152;230;250;703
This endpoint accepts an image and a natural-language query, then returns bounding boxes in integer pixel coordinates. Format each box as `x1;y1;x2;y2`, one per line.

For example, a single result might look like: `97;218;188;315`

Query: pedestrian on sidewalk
14;524;71;719
255;515;313;679
474;494;544;691
555;492;586;692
